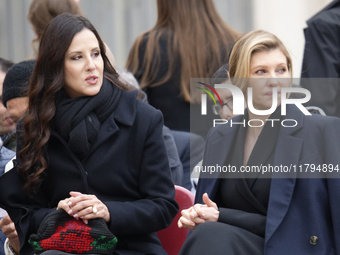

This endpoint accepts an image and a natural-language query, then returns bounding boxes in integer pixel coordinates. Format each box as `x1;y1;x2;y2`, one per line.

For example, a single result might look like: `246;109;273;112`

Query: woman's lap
178;222;264;255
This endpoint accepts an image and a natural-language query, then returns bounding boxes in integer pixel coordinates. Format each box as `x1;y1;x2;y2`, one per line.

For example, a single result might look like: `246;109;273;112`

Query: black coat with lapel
196;105;340;254
0;90;178;255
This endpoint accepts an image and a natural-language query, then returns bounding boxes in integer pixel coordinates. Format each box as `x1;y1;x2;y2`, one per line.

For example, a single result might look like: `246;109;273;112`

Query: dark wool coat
196;105;340;255
300;0;340;117
0;90;178;255
132;33;218;138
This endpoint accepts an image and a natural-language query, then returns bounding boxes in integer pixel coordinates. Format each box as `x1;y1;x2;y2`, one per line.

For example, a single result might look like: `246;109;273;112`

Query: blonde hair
228;30;292;93
126;0;239;103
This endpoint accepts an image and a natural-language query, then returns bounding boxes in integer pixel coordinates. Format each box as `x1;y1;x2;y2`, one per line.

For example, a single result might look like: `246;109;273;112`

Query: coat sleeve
162;125;184;186
0;166;55;255
301;16;340;78
0;121;68;254
104;109;179;235
300;14;340;117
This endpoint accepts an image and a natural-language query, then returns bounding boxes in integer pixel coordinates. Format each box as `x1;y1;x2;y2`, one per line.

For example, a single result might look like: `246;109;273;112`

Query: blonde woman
178;30;340;255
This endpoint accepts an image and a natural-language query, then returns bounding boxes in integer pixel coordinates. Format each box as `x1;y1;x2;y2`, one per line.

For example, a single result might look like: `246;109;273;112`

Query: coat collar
201;105;307;242
51;89;139;156
205;104;304;169
88;89;138;152
196;117;240;202
112;89;138;127
265;104;305;243
209;105;305;212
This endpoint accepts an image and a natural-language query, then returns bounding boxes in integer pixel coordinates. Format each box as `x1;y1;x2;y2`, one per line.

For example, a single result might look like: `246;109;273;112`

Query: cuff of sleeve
4;239;17;255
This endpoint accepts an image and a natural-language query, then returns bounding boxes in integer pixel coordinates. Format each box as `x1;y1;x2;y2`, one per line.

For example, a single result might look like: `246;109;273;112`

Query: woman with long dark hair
126;0;239;135
0;13;178;255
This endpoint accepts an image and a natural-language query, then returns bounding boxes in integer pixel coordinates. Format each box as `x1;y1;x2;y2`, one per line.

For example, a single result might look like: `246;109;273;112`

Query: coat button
310;236;318;245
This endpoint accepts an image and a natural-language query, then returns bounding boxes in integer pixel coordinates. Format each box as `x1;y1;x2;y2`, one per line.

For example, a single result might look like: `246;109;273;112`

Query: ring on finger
92;205;98;214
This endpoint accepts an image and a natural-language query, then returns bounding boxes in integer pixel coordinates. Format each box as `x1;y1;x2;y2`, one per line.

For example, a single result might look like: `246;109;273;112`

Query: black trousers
178;222;264;255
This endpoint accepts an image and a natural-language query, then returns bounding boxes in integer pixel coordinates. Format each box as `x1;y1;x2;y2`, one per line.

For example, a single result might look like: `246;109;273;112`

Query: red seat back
157;185;195;255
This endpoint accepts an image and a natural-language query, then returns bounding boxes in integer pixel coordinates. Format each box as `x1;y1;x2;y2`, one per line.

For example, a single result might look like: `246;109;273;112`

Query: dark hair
126;0;240;103
212;62;229;85
19;13;129;193
0;57;14;73
211;42;235;85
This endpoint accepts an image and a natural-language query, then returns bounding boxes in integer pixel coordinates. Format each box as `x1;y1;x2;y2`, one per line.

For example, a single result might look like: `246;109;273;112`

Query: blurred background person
126;0;239;190
0;59;16;151
2;60;35;129
301;0;340;78
300;0;340;117
0;58;16;255
211;63;240;121
0;59;36;255
126;0;240;137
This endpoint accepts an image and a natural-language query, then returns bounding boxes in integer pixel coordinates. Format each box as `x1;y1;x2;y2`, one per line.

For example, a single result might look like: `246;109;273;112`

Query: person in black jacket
0;59;36;255
300;0;340;117
0;13;178;255
0;58;16;151
126;0;239;138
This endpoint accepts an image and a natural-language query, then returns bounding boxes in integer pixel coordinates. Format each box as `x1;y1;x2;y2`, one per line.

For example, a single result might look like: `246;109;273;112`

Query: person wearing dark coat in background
300;0;340;117
0;58;16;152
126;0;239;138
0;59;36;255
0;14;178;255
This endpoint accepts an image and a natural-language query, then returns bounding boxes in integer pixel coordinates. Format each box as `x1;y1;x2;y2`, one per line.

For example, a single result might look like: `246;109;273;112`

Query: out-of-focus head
2;60;35;125
228;30;292;93
2;60;35;107
28;0;83;54
211;63;239;120
0;58;15;134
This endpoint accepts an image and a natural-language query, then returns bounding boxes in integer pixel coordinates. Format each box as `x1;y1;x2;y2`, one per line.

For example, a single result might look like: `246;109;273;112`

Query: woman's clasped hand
57;191;110;224
178;193;219;231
